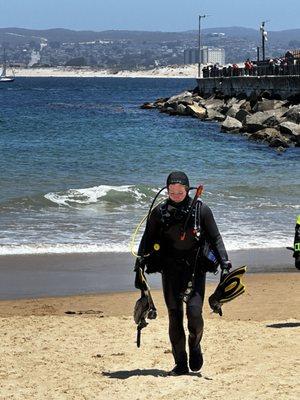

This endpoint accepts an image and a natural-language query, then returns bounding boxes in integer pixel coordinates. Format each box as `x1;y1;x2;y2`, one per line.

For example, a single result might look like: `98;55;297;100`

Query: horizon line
1;26;300;33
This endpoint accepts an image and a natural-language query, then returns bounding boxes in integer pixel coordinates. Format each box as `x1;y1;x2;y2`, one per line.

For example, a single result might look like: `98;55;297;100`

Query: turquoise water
0;77;299;254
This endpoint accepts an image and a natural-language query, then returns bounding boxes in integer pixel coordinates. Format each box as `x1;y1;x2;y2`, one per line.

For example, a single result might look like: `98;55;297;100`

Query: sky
0;0;299;32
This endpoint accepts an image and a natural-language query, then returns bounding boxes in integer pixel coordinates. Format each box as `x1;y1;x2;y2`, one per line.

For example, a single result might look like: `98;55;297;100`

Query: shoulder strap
195;199;203;235
159;200;169;223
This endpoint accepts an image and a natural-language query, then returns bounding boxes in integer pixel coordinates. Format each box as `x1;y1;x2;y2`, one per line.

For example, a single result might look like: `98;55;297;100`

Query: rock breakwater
141;89;300;151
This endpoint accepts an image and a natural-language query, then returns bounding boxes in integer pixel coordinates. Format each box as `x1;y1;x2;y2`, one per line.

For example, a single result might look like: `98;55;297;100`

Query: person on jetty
135;171;232;375
244;58;254;75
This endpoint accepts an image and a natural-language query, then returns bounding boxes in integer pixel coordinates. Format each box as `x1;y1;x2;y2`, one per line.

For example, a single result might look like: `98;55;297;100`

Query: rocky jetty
141;89;300;151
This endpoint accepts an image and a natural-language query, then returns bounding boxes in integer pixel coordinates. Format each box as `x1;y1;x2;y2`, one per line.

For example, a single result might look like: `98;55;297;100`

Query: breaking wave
44;184;162;207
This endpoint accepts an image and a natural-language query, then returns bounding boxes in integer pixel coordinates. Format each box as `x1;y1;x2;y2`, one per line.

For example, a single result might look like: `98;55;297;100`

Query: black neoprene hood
166;171;190;188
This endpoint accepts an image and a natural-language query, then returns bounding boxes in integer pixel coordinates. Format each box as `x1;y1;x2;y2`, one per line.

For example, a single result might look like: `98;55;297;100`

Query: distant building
184;46;225;65
184;48;199;64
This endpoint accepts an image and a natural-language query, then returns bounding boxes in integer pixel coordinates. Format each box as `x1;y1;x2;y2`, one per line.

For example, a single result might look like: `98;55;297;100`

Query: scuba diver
134;171;232;376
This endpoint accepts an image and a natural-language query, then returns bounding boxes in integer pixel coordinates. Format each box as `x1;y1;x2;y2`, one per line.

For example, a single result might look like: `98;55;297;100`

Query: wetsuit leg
186;272;206;349
186;271;206;370
162;270;187;365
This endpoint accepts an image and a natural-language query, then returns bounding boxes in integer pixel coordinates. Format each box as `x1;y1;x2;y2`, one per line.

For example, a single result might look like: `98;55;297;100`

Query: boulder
279;121;300;135
248;131;266;141
244;111;274;133
206;108;226;122
236;99;248;108
178;98;195;106
166;91;193;106
240;101;252;113
248;128;278;142
252;99;286;113
222;99;246;116
235;109;251;123
191;95;203;103
226;104;241;119
186;103;207;119
279;121;300;145
282;105;300;124
154;97;169;105
160;106;177;115
175;103;187;115
276;107;289;118
268;136;290;148
219;104;230;115
140;102;155;109
225;97;238;108
249;128;290;148
262;111;286;127
221;116;243;132
155;102;166;109
201;98;224;111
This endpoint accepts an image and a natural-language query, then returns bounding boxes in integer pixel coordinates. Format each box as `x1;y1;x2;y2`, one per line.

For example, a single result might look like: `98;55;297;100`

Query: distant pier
196;75;300;99
197;62;300;99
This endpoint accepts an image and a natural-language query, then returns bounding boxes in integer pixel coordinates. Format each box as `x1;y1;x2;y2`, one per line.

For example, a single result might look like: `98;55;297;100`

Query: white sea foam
0;235;290;256
0;242;130;255
44;185;146;207
224;237;290;251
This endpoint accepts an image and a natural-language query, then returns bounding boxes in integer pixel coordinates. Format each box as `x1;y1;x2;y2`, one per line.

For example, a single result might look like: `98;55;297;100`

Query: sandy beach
13;65;198;79
0;264;299;399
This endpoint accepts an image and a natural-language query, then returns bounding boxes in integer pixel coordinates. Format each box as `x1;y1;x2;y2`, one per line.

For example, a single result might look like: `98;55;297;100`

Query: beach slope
0;273;299;399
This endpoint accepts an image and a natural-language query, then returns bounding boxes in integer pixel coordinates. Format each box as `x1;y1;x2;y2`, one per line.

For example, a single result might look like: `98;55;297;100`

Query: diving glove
220;260;232;279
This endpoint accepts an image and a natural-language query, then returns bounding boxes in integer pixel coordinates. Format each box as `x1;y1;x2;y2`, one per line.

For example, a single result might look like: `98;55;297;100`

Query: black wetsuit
138;195;229;366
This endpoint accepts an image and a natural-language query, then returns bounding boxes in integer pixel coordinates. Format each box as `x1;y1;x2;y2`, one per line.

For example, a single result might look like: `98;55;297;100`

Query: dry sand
0;272;299;399
14;65;198;79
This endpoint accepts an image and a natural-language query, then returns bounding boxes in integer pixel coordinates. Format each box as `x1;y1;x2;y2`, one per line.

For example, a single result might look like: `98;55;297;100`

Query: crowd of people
202;51;300;78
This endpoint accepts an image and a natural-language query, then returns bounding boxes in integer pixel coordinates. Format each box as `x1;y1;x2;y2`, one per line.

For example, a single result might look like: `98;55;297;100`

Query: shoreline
0;272;299;321
0;247;295;300
13;65;198;79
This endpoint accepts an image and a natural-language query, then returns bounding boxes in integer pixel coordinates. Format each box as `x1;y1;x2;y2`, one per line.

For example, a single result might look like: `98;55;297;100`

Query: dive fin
209;266;247;315
133;268;157;347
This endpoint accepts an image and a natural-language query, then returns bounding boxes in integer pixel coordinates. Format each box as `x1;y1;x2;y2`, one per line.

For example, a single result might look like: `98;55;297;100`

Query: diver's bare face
168;183;187;203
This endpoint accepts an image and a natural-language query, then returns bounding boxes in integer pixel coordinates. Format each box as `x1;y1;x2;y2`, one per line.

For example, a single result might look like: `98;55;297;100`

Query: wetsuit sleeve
137;207;162;258
201;203;229;265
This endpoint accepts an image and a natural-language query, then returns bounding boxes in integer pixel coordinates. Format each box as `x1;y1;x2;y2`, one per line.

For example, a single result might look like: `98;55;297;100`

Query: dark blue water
0;77;299;254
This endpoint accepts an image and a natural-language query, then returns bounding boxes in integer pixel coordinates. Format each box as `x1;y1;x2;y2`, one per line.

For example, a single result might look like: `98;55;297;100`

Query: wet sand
0;247;294;300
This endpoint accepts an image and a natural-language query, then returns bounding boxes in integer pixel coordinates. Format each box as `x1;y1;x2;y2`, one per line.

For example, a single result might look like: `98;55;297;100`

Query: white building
184;47;225;65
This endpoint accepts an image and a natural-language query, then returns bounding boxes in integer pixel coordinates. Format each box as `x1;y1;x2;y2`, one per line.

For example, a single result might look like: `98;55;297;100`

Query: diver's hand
220;261;232;280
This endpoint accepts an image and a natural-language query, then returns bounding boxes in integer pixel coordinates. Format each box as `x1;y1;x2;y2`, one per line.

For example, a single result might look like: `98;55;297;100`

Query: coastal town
1;26;300;71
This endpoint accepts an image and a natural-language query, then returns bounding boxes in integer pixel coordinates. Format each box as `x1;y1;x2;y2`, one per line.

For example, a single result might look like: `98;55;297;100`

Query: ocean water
0;77;299;255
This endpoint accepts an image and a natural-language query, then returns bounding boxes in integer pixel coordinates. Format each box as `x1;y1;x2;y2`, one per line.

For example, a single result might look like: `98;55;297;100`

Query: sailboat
0;49;15;82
